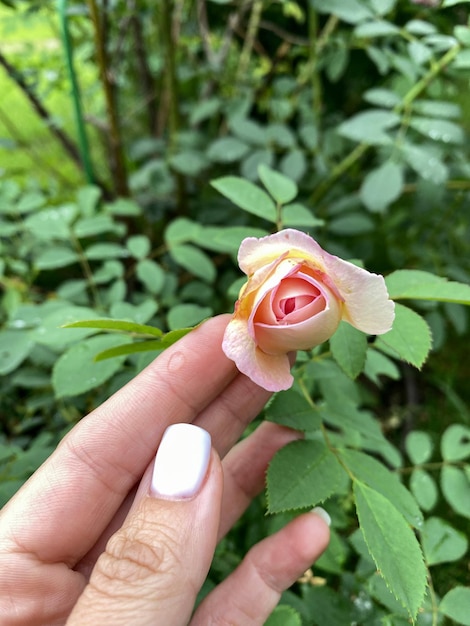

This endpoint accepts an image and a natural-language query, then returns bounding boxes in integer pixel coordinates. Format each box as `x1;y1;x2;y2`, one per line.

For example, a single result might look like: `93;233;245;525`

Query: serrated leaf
63;318;163;337
354;481;427;618
439;587;470;626
211;176;277;222
330;322;368;379
355;19;400;38
164;218;201;245
73;215;117;238
386;270;470;304
441;465;470;519
32;306;101;348
85;243;128;260
340;449;423;528
376;303;432;368
258;164;298;204
267;440;343;513
265;389;321;431
422;516;468;565
402;143;448;184
364;348;400;384
441;424;470;461
52;335;132;398
409;116;464;144
24;205;76;240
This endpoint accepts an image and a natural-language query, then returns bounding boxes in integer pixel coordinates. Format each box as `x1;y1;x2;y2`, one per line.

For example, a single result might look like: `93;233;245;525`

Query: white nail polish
311;506;331;527
151;424;211;498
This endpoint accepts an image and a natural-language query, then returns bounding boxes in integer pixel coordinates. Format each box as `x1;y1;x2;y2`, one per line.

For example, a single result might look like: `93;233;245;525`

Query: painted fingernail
151;424;211;498
311;506;331;527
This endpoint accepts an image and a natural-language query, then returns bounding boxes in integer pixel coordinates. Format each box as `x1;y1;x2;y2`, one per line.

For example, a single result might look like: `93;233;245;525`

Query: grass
0;5;103;192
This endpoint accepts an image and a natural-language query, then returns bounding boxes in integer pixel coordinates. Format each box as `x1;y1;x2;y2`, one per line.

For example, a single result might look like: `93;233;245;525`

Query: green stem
236;0;263;82
311;44;461;205
160;0;187;213
87;0;129;197
57;0;95;185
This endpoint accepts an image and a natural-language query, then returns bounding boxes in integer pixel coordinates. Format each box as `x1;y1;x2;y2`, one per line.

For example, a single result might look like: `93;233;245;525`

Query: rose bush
223;229;395;391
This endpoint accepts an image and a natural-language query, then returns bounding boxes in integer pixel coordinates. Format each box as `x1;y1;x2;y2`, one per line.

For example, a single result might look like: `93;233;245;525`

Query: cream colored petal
222;317;293;391
239;229;327;275
321;255;395;334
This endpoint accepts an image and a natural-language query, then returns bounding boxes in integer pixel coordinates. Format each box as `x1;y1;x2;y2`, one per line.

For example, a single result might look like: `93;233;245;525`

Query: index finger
0;315;236;564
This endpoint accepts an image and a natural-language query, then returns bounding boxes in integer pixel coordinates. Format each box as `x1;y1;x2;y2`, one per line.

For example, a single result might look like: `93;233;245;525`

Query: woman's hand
0;315;330;625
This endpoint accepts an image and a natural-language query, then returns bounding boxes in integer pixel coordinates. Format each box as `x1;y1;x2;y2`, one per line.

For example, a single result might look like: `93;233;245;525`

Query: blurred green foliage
1;0;470;623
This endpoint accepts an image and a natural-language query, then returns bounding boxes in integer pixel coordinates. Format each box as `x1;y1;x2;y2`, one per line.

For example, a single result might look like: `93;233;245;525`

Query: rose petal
222;317;293;391
239;229;326;276
239;229;395;334
253;288;342;355
320;255;395;334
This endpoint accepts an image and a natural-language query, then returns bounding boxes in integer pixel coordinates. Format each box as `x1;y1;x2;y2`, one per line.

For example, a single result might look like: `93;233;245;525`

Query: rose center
279;295;314;318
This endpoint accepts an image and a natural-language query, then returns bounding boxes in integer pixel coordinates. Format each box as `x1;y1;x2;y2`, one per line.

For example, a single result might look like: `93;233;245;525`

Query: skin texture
0;315;330;626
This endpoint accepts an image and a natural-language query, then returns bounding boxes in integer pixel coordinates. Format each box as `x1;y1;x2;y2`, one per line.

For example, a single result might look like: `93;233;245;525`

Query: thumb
67;424;223;626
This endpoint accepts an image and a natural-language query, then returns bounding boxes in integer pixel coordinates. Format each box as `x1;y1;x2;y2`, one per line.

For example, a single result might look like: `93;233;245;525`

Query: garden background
0;0;470;624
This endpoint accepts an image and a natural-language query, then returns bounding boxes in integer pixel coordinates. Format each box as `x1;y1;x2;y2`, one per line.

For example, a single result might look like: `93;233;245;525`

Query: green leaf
363;348;400;385
207;226;269;254
410;469;438;512
32;306;102;348
52;335;133;398
360;161;403;213
439;587;470;626
330;322;368;379
376;303;432;369
422;517;468;566
441;465;470;518
405;431;434;464
0;330;34;375
211;176;277;222
229;117;266;146
281;203;324;228
402;143;448;184
35;246;79;270
354;481;427;618
85;243;128;260
340;449;423;528
267;440;343;513
258;164;298;204
126;235;151;260
94;339;163;362
364;88;401;108
207;137;250;163
77;185;101;216
412;99;461;119
24;205;76;240
328;213;375;235
169;151;208;176
280;149;307;182
164;218;201;245
409;117;465;144
265;390;321;431
386;270;470;304
136;259;165;294
73;215;118;238
167;304;212;330
337;110;400;145
441;424;470;461
107;198;141;217
264;605;302;626
170;244;216;283
62;319;163;337
312;0;373;23
355;19;400;38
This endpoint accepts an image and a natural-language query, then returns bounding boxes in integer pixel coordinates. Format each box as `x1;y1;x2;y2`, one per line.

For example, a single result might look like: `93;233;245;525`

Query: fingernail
311;506;331;527
151;424;211;498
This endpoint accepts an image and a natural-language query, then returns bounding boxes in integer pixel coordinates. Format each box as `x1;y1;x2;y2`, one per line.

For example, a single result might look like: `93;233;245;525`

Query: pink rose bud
222;229;395;391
